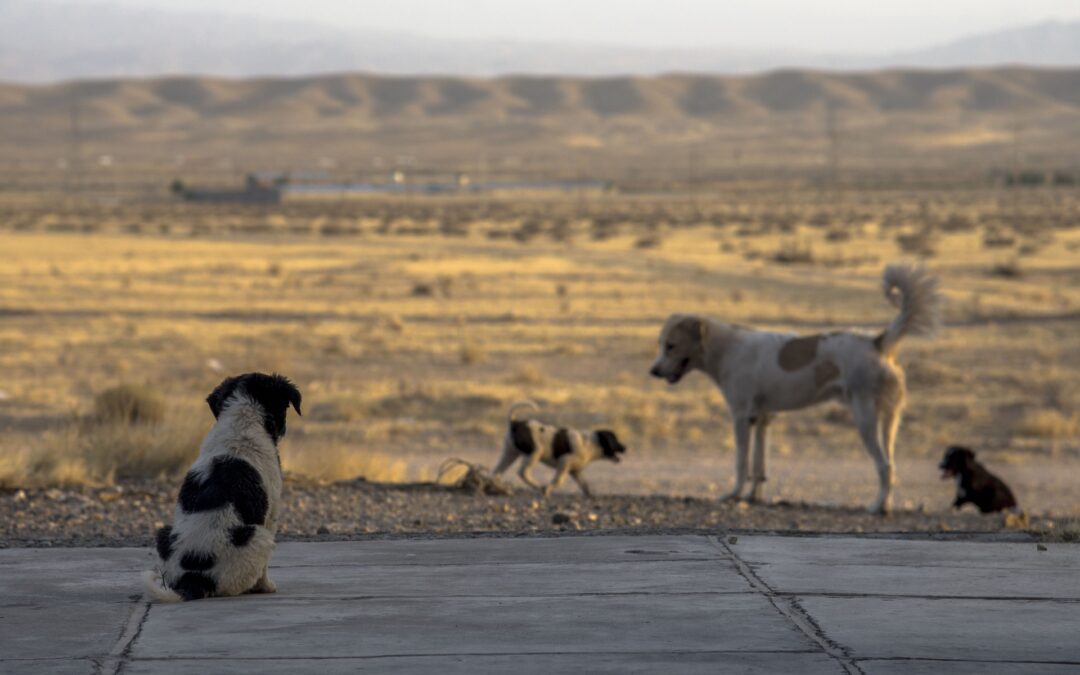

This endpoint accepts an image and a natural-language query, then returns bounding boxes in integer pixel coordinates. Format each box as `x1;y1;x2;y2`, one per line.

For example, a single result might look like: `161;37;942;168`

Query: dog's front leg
543;459;573;497
748;416;769;503
570;470;592;497
719;417;751;502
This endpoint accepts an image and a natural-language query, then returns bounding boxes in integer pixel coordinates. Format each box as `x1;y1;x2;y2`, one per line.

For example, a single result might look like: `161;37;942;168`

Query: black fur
940;446;1017;513
179;551;216;572
595;430;627;463
155;526;176;562
206;372;302;444
552;429;573;458
173;572;217;601
178;456;269;526
230;525;257;547
510;420;535;455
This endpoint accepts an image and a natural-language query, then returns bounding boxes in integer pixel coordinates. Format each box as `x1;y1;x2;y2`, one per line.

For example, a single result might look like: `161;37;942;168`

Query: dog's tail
142;570;183;603
507;399;539;423
875;264;941;356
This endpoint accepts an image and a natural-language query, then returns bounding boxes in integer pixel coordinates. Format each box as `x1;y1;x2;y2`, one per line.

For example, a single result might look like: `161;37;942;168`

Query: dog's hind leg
852;396;892;514
748;416;770;503
518;453;545;492
249;566;277;594
719;417;751;502
492;444;519;476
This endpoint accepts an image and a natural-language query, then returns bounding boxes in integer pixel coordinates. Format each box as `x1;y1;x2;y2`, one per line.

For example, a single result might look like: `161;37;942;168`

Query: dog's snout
649;364;661;378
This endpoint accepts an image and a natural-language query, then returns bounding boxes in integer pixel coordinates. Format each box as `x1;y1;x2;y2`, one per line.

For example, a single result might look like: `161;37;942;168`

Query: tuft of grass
770;240;815;265
989;258;1022;279
0;414;205;488
91;384;165;426
1013;409;1079;440
460;340;486;365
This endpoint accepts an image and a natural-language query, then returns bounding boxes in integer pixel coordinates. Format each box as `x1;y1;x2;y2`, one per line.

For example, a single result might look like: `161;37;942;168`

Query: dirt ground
1;463;1072;549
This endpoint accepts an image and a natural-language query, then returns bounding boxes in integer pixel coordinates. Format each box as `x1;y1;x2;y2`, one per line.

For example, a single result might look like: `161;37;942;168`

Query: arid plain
1;69;1078;541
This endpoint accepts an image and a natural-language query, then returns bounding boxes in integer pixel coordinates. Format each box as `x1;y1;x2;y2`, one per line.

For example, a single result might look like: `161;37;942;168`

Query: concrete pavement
0;534;1077;674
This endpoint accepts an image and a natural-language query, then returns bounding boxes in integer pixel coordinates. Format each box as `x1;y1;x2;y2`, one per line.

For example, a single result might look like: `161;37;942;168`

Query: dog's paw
717;490;741;503
250;578;277;594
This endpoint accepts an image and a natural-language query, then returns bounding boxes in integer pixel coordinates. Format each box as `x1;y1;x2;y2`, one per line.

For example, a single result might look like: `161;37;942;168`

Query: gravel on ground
0;476;1060;548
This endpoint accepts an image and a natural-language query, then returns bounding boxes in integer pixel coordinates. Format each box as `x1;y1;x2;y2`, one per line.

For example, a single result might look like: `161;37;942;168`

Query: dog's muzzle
650;359;689;384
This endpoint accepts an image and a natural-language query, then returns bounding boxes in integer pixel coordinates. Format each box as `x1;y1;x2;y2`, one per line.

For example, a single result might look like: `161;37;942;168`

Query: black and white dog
492;401;626;496
143;373;301;602
939;445;1017;514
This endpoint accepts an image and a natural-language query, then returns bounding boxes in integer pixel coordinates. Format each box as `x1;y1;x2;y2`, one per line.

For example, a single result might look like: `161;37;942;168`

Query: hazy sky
73;0;1080;53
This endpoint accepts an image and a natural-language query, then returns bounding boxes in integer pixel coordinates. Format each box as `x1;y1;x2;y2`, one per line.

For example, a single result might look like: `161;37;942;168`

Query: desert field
0;186;1077;535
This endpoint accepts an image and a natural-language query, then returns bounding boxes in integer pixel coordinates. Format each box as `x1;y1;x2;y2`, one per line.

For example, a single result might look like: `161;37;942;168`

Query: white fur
650;264;940;514
143;394;282;601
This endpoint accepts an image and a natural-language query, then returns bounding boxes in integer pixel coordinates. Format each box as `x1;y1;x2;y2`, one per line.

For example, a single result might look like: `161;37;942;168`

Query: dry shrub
982;229;1016;249
770;240;815;265
0;415;205;488
460;340;485;365
307;398;364;423
1013;409;1079;440
509;364;546;386
895;229;937;257
91;384;165;426
634;233;662;249
989;259;1022;279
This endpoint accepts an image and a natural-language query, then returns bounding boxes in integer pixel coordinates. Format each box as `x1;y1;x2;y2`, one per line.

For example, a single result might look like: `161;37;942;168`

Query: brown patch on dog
814;361;840;387
778;335;822;371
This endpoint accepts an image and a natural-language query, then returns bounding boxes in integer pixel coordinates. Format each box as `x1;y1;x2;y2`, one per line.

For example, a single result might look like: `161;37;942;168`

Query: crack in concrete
715;537;863;675
94;597;150;675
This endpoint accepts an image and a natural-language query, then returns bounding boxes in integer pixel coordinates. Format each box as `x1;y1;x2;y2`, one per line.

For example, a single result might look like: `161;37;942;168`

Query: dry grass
1014;410;1080;440
0;188;1077;513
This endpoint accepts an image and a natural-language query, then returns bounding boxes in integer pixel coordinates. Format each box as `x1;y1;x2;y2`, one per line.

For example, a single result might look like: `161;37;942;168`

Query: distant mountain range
3;0;1080;82
4;68;1080;175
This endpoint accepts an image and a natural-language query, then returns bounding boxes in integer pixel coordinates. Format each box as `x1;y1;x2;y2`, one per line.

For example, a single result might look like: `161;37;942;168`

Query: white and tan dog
142;372;301;601
492;401;627;496
649;264;939;514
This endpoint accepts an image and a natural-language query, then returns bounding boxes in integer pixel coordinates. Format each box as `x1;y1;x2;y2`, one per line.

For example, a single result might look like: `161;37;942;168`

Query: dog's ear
237;373;303;443
206;376;241;419
675;315;708;344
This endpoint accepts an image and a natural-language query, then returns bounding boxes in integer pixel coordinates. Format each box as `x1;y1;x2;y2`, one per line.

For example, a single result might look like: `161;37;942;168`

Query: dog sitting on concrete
649;264;940;514
143;373;301;601
939;445;1017;513
492;401;626;496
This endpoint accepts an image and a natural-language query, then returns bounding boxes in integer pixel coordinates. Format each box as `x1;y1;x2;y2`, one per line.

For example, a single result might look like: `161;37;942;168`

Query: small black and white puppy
143;373;301;602
939;445;1017;513
492;400;626;496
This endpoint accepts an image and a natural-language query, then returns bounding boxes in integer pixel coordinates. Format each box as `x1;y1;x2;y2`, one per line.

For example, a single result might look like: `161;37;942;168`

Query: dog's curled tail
876;263;941;355
507;399;540;423
142;570;182;603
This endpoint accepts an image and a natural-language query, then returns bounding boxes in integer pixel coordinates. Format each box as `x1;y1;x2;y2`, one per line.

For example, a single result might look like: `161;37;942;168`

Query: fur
939;446;1017;513
649;264;941;514
492;400;626;496
143;373;301;602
